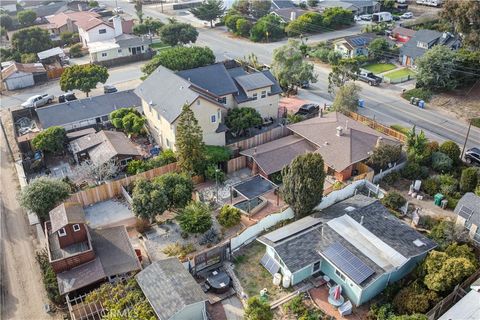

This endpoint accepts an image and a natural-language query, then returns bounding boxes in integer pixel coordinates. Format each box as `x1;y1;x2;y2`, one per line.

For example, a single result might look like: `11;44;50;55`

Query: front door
132;47;137;55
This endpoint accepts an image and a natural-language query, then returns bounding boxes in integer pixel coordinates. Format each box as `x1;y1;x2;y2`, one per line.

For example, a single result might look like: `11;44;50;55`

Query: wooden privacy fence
226;126;290;152
67;162;178;206
347;112;407;143
46;67;64;79
227;156;247;173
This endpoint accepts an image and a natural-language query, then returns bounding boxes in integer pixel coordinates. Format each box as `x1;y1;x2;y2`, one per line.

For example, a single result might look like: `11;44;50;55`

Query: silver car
21;93;54;108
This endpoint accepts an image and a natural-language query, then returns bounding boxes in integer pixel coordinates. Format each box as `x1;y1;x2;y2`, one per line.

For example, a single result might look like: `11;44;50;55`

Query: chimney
113;15;123;37
376;136;383;148
336;126;343;136
345;120;348;130
290;11;296;21
360;216;364;225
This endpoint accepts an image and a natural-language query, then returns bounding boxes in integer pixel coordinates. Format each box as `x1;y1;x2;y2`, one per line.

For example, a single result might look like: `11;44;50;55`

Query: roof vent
376;136;383;148
148;100;154;106
180;86;184;90
360;215;364;225
344;206;355;212
413;239;426;247
336;126;343;136
324;141;329;146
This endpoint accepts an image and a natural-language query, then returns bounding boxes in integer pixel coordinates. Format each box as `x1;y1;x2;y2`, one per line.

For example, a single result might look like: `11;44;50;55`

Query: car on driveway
465;148;480;165
21;94;54;108
113;7;123;14
295;104;320;119
360;14;372;21
401;12;413;19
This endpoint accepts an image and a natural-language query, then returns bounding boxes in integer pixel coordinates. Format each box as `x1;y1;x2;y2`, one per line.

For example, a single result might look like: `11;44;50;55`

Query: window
335;269;346;281
465;220;472;230
58;228;67;237
118;49;122;53
211;115;216;123
252;93;258;100
197;100;201;105
99;28;107;34
101;52;107;57
261;91;267;98
218;97;226;104
101;115;109;122
120;158;132;166
73;224;81;232
313;261;321;272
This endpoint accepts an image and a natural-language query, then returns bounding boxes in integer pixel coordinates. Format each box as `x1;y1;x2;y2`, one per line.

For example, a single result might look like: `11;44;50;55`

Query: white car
21;94;54;108
401;12;413;19
113;7;123;14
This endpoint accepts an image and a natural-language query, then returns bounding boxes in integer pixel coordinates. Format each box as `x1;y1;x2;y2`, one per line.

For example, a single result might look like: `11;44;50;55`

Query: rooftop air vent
413;239;426;247
336;126;343;136
344;206;355;212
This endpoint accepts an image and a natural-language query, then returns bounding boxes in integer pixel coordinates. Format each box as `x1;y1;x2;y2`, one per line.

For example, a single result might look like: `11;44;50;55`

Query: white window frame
211;115;216;123
335;268;346;281
58;228;67;237
312;261;321;272
101;52;107;57
99;28;107;34
252;93;258;100
73;224;81;232
261;90;267;98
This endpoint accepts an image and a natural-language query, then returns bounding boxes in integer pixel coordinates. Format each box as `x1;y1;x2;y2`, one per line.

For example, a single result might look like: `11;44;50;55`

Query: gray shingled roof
37;90;141;129
235;73;274;92
455;193;480;228
49;202;86;234
115;34;149;48
399;30;460;60
176;63;239;96
57;258;106;295
271;0;295;9
136;258;207;320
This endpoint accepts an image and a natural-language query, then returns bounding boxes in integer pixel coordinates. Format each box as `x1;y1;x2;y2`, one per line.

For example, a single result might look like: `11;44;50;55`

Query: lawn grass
401;88;433;102
363;63;397;74
384;68;416;80
150;42;169;50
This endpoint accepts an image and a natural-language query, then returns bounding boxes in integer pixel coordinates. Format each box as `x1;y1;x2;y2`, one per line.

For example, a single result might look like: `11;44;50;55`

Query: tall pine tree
190;0;225;27
175;104;206;175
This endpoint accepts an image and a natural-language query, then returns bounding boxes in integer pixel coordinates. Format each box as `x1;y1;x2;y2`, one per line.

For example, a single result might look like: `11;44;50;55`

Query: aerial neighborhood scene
1;0;480;319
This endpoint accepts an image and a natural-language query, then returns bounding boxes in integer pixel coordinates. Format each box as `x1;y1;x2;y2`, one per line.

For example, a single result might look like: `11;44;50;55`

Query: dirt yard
429;82;480;121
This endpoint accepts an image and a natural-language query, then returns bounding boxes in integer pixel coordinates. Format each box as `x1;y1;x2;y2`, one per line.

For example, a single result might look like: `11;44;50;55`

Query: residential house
45;202;141;297
69;130;141;167
317;0;380;15
75;13;116;47
88;34;151;63
1;62;47;91
400;30;461;67
46;11;102;35
135;63;282;150
390;26;416;44
272;7;308;23
136;258;208;320
257;195;437;306
454;193;480;245
333;33;377;58
438;278;480;320
0;0;17;13
36;90;141;131
241;112;400;182
271;0;296;10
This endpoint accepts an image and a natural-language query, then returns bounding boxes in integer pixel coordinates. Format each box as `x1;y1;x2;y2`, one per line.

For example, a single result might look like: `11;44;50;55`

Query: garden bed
363;63;397;74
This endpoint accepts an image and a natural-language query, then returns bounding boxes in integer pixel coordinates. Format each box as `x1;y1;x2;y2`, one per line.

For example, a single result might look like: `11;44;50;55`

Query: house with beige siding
134;63;282;150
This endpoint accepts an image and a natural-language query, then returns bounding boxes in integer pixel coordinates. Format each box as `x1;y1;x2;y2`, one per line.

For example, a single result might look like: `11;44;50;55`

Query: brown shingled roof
1;62;46;79
49;202;86;234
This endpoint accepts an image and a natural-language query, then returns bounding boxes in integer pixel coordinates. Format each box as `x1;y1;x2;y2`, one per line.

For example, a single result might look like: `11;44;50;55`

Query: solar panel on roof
260;253;280;275
322;242;375;285
351;38;368;46
458;205;474;220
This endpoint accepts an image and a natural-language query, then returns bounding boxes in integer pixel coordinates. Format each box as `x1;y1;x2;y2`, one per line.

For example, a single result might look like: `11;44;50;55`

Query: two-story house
333;33;378;58
45;202;141;298
134;62;282;150
400;30;461;67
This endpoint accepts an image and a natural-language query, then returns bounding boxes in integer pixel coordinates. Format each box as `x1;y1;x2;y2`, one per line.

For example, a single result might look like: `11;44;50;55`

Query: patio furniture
206;270;231;294
328;285;345;307
339;300;353;316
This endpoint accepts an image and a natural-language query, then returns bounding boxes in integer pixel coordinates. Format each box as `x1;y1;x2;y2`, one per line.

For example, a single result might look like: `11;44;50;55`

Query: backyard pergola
230;175;279;212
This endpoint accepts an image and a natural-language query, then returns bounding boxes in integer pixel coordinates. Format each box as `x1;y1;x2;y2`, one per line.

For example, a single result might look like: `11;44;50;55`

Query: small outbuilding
1;62;47;90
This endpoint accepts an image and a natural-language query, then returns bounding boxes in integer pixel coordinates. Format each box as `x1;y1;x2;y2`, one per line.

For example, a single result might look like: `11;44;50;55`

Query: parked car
392;15;401;21
113;7;123;14
465;148;480;165
354;15;362;22
372;12;393;23
360;14;372;21
295;104;320;119
21;94;54;108
401;12;413;19
357;70;382;86
299;80;310;89
104;85;118;94
58;92;77;103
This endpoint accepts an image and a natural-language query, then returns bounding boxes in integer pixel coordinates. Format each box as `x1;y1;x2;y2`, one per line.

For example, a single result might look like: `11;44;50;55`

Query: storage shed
1;62;47;90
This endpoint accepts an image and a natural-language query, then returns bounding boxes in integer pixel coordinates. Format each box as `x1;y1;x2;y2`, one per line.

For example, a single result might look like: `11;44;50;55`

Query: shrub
177;202;212;234
445;195;460;209
439;141;460;164
392;281;439;314
217;205;242;228
429;220;465;250
367;303;395;320
381;192;406;211
245;296;273;320
431;152;453;173
135;218;151;233
401;88;433;102
460;167;479;193
236;18;252;37
422;177;440;196
199;228;221;246
401;162;429;180
204;164;226;183
284;296;307;316
367;144;402;171
32;126;66;153
36;249;63;305
69;43;83;57
162;242;196;259
205;145;231;164
390;124;410;135
127;149;177;175
381;171;401;186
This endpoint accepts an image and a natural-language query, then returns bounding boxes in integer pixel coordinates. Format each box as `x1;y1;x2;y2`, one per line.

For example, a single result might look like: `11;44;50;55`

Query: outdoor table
206;270;231;294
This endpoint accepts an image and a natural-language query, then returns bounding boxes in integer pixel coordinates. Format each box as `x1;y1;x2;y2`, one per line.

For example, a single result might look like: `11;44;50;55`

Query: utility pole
461;119;472;160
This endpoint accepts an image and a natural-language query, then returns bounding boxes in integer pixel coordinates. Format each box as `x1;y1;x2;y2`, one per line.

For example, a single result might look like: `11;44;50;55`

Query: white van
372;12;393;23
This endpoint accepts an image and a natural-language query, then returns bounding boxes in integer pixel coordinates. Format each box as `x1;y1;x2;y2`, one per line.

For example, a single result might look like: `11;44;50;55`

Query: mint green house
257;195;437;306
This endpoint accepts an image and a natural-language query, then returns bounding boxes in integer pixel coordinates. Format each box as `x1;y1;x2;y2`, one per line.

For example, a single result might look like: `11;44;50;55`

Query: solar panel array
458;205;474;220
322;242;375;285
260;253;280;275
350;37;369;46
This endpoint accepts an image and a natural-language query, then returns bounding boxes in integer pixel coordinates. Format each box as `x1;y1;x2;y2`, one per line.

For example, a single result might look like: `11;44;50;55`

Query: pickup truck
21;93;54;108
357;70;382;86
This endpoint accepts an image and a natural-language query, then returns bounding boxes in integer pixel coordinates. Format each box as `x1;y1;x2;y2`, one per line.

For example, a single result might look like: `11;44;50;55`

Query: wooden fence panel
227;156;247;173
347;112;407;143
226;126;290;151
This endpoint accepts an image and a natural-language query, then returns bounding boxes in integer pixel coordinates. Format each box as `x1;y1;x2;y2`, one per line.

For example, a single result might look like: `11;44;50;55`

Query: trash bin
413;98;420;106
418;100;425;109
358;99;365;108
410;97;416;105
434;193;444;206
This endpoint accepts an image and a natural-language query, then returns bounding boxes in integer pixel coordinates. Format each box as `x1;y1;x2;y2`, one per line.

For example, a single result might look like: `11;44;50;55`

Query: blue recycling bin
418;100;425;109
358;99;365;108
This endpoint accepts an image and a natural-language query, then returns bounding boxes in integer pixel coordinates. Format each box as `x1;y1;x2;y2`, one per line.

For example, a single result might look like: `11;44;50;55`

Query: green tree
244;296;273;320
429;220;466;250
431;152;453;173
328;57;363;94
21;53;37;63
439;140;460;163
225;107;262;136
177;201;212;234
272;39;317;91
405;126;429;163
132;179;168;221
135;0;143;23
460;167;479;193
159;22;198;46
176;104;206;175
390;315;428;320
88;0;99;7
322;7;354;28
250;14;285;42
307;0;319;7
440;0;480;49
60;31;79;45
19;177;71;219
109;108;146;135
285;12;323;37
17;10;36;26
190;0;225;27
69;43;82;57
11;27;53;54
142;46;215;75
381;192;406;211
367;144;402;170
0;14;13;30
368;38;391;61
332;82;360;113
154;173;194;210
416;45;458;91
32;126;66;153
225;13;243;33
0;48;21;63
36;249;62;304
393;281;439;315
281;153;326;219
133;17;164;36
250;0;271;19
217;205;241;228
236;18;252;37
126;150;176;175
86;279;156;320
232;0;249;14
60;64;108;97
